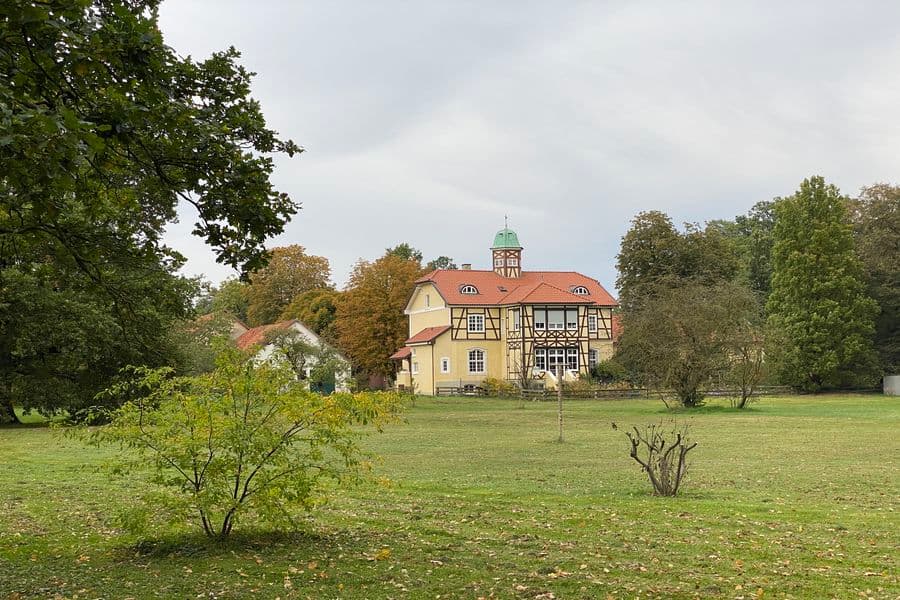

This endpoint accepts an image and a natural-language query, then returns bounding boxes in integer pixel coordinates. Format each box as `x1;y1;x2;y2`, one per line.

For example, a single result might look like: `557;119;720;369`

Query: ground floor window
534;347;578;373
468;349;485;373
412;362;419;374
588;348;598;369
440;357;450;373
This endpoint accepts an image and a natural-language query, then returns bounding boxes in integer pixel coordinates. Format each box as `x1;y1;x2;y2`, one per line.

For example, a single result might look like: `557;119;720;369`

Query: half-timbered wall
450;307;502;341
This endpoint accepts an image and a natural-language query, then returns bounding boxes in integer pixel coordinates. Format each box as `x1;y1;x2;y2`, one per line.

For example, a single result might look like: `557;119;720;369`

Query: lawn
1;395;898;599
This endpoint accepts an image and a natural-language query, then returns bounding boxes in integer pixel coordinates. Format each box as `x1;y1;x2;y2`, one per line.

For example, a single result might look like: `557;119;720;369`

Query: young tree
615;281;758;407
849;184;900;374
766;177;879;390
82;349;402;539
245;246;332;326
336;255;425;381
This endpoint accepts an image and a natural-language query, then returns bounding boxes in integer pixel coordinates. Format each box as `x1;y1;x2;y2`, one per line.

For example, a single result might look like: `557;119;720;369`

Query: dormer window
460;284;478;295
572;286;589;296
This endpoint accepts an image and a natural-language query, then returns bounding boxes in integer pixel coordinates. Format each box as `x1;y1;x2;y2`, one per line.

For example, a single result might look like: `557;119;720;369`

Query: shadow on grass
652;403;764;415
122;527;341;559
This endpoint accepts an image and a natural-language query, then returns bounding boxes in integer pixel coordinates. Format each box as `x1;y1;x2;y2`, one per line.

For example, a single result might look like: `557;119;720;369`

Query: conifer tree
766;177;878;390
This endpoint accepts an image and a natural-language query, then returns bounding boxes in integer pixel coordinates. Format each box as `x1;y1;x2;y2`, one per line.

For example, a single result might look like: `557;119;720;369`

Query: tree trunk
0;399;20;425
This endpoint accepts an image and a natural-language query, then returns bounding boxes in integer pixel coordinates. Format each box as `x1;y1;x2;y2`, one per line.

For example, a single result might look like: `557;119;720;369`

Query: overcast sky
158;1;900;293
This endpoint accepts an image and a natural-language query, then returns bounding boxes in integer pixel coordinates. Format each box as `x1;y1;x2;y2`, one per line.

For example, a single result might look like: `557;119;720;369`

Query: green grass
2;395;898;599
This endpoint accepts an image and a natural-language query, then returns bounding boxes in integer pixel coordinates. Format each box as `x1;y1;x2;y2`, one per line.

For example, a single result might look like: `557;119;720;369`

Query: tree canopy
615;211;739;313
0;0;299;421
849;184;900;374
245;245;332;326
279;288;340;343
766;177;878;390
336;254;425;379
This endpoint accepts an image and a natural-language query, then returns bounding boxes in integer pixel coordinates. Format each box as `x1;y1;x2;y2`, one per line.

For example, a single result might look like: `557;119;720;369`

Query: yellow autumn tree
336;254;425;379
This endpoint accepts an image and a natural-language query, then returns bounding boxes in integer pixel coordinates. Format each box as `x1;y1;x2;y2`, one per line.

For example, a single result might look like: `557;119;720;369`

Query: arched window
572;286;589;295
460;284;478;295
468;349;486;373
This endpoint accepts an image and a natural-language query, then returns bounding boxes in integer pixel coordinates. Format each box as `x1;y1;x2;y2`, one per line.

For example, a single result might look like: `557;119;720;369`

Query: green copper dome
491;228;522;249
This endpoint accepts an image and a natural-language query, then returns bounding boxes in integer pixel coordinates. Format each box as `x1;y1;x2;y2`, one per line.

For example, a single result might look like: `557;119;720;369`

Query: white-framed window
588;314;598;333
511;309;520;331
494;258;504;267
468;349;485;373
425;294;430;307
412;362;419;374
534;310;546;330
534;348;547;371
566;348;579;371
507;257;518;266
566;311;578;330
589;348;599;369
440;357;450;373
460;284;478;295
468;314;485;333
548;309;565;330
572;286;589;295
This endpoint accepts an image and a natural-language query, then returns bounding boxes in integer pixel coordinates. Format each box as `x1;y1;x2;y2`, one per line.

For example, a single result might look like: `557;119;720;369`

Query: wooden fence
434;384;794;401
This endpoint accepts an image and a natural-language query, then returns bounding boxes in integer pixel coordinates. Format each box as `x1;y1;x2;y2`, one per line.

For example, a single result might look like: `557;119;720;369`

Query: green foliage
616;281;759;407
0;0;300;275
709;200;777;301
264;326;347;391
766;177;879;390
385;243;423;263
425;256;458;270
482;377;517;397
80;348;402;539
203;278;251;324
590;359;628;384
849;184;900;374
280;288;340;342
0;234;197;421
1;0;298;419
616;211;740;313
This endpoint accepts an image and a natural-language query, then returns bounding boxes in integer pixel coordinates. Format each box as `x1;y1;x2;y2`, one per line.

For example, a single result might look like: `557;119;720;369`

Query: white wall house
235;319;351;393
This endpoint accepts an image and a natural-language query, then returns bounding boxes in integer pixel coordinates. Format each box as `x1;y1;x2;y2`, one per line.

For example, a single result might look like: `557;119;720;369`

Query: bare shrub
616;421;697;496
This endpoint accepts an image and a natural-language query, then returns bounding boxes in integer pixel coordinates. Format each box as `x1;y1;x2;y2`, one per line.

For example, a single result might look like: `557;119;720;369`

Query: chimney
461;263;472;270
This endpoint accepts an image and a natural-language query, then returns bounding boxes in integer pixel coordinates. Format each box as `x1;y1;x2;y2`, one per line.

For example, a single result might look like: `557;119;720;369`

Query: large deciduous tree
336;254;425;381
244;245;332;326
616;211;739;313
766;177;878;391
280;288;341;343
0;1;299;421
849;184;900;374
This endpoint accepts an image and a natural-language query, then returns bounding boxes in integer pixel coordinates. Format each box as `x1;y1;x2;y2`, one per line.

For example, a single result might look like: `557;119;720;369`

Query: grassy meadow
1;395;898;599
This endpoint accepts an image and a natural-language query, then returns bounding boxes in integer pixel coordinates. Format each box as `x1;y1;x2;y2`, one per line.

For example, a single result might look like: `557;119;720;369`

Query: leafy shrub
79;347;403;539
482;377;518;397
590;359;628;384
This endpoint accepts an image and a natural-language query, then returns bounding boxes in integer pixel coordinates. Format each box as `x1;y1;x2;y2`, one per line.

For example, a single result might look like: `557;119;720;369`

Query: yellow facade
396;285;615;395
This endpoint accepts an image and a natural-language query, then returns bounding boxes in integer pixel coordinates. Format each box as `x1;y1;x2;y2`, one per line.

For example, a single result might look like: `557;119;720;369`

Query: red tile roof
235;319;299;350
389;347;412;360
405;325;451;345
414;270;617;306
